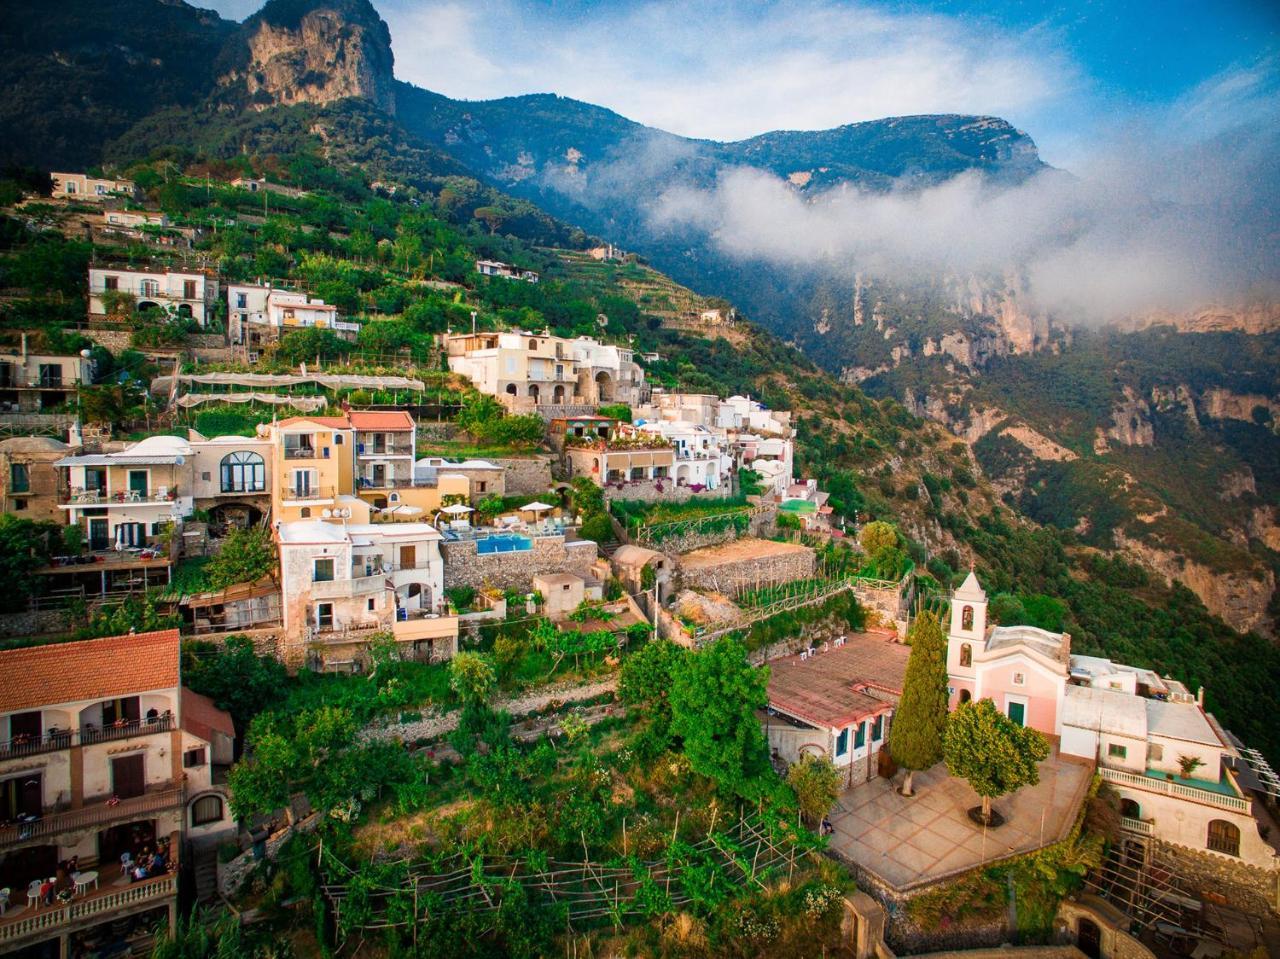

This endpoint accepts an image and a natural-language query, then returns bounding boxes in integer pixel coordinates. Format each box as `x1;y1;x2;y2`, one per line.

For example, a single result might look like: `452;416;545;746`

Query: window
477;481;487;493
183;279;196;299
1108;743;1128;760
141;279;159;297
854;723;866;749
13;499;26;511
236;292;247;309
38;364;62;388
9;463;29;494
872;715;884;741
959;643;972;668
1013;671;1025;686
220;451;265;493
961;605;974;630
183;747;206;768
367;597;376;611
1148;744;1163;762
315;603;334;629
191;794;223;826
104;275;118;291
1206;820;1239;857
835;728;849;757
66;180;77;194
300;508;311;518
334;434;343;445
313;558;335;582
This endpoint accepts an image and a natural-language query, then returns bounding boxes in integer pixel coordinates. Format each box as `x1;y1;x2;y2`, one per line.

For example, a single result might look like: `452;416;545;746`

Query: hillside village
0;163;1276;959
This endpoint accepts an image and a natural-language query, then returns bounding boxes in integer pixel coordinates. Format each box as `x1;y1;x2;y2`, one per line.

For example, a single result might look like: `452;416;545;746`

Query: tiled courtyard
827;751;1094;891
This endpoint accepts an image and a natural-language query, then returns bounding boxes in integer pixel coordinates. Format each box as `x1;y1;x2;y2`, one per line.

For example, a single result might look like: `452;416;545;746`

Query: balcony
1120;816;1154;836
0;714;172;760
0;785;184;851
357;476;420;490
392;612;459;644
0;872;176;948
356;440;414;458
283;446;320;460
1100;767;1250;813
279;485;335;502
62;487;180;507
310;573;386;600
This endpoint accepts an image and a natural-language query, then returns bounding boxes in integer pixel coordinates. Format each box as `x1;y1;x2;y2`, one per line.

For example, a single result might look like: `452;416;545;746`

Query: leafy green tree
276;327;351;364
0;515;59;612
619;639;686;751
569;475;605;518
670;637;770;796
889;611;949;796
859;520;897;556
944;698;1050;824
786;754;842;824
449;651;496;705
181;636;287;737
989;593;1027;625
204;527;277;589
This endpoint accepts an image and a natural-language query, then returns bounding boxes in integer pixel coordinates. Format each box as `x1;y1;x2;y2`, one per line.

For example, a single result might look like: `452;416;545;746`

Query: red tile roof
766;630;909;729
0;630;181;713
348;410;415;431
181;687;235;742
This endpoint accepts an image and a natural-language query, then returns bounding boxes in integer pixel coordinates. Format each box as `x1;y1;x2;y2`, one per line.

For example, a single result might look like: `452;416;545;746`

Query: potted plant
1177;755;1205;780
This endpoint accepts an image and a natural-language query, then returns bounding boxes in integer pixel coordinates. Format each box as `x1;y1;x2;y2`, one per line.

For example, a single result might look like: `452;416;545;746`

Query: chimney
1197;686;1205;706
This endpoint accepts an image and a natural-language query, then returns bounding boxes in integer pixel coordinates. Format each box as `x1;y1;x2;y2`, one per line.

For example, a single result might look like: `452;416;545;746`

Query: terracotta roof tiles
0;630;180;713
348;410;415;431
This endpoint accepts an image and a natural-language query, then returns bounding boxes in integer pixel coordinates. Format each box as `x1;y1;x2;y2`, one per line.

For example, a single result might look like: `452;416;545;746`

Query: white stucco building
88;266;219;325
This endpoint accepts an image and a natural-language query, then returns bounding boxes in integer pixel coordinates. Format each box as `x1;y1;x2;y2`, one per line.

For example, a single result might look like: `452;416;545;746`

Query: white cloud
379;0;1076;141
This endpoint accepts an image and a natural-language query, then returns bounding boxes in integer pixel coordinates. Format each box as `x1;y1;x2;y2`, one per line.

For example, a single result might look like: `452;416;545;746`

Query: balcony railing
64;488;179;506
357;476;420;490
356;441;414;457
279;485;335;501
1100;767;1250;813
1120;816;1154;836
0;786;184;849
0;714;172;760
0;872;177;946
283;446;320;460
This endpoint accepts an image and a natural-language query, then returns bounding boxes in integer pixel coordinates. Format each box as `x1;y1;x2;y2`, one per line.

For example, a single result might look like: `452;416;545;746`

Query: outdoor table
74;871;99;896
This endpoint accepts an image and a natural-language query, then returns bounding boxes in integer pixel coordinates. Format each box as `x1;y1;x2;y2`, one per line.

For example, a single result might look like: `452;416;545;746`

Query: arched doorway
958;689;972;704
594;371;614;402
505;384;517;396
1119;798;1140;820
137;301;160;313
552;384;565;403
528;384;540;401
177;304;193;319
1076;919;1102;959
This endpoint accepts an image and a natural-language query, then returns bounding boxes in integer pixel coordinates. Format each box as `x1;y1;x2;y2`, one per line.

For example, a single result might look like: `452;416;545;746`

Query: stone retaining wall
603;481;731;505
441;536;597;591
492;455;557;495
216;812;321;899
640;505;777;556
0;608;73;639
678;545;816;595
1152;839;1279;917
190;627;281;660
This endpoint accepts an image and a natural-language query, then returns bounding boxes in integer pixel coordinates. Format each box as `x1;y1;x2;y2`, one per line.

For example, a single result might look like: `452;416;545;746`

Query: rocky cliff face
1115;531;1275;637
229;0;395;115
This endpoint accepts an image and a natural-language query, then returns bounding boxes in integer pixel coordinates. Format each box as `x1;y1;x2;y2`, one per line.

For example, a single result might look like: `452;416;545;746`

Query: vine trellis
320;812;808;939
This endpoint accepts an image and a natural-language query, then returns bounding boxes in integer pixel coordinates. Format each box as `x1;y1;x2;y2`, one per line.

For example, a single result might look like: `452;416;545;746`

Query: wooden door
399;545;416;570
89;518;109;551
111;754;145;799
128;470;149;496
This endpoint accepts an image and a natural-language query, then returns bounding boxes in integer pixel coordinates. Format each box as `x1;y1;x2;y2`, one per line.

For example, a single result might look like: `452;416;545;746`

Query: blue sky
200;0;1278;167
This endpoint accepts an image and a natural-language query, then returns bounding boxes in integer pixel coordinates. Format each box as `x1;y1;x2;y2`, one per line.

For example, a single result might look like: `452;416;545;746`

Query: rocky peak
230;0;395;114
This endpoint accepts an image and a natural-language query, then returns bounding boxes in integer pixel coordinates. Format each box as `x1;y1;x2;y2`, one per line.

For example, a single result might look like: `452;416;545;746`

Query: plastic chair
0;887;9;914
26;880;41;910
119;852;133;877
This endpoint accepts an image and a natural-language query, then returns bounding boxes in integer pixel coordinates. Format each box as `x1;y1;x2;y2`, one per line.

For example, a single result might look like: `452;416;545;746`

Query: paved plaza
827;751;1094;891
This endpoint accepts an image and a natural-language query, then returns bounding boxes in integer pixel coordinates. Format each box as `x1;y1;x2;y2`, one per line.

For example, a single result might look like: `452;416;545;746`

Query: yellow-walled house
266;415;355;523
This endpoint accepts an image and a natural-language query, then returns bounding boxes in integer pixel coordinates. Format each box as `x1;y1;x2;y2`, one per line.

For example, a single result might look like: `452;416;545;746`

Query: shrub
580;512;614;544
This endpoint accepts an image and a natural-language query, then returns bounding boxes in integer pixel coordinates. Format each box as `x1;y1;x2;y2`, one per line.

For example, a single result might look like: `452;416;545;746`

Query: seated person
150;850;168;874
39;877;55;905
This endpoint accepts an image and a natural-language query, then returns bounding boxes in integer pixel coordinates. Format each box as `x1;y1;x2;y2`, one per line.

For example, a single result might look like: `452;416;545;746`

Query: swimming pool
476;533;534;554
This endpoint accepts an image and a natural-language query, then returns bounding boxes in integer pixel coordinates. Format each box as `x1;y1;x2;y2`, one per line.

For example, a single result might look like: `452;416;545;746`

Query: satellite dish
322;509;332;518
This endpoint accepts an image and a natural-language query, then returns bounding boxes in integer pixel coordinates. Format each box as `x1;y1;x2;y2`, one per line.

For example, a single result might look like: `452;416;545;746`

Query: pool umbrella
441;503;474;515
519;501;555;514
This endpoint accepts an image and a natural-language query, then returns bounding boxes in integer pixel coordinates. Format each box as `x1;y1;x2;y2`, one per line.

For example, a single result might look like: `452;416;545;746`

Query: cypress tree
888;609;949;796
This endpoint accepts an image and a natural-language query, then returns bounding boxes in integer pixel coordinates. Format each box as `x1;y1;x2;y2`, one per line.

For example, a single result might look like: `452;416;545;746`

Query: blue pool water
476;534;533;554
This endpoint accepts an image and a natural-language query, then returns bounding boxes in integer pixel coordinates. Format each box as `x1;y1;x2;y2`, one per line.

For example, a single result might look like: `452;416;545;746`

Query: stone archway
594;371;614;402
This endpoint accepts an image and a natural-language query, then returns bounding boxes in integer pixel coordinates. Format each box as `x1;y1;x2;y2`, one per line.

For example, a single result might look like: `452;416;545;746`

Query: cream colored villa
0;630;233;955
